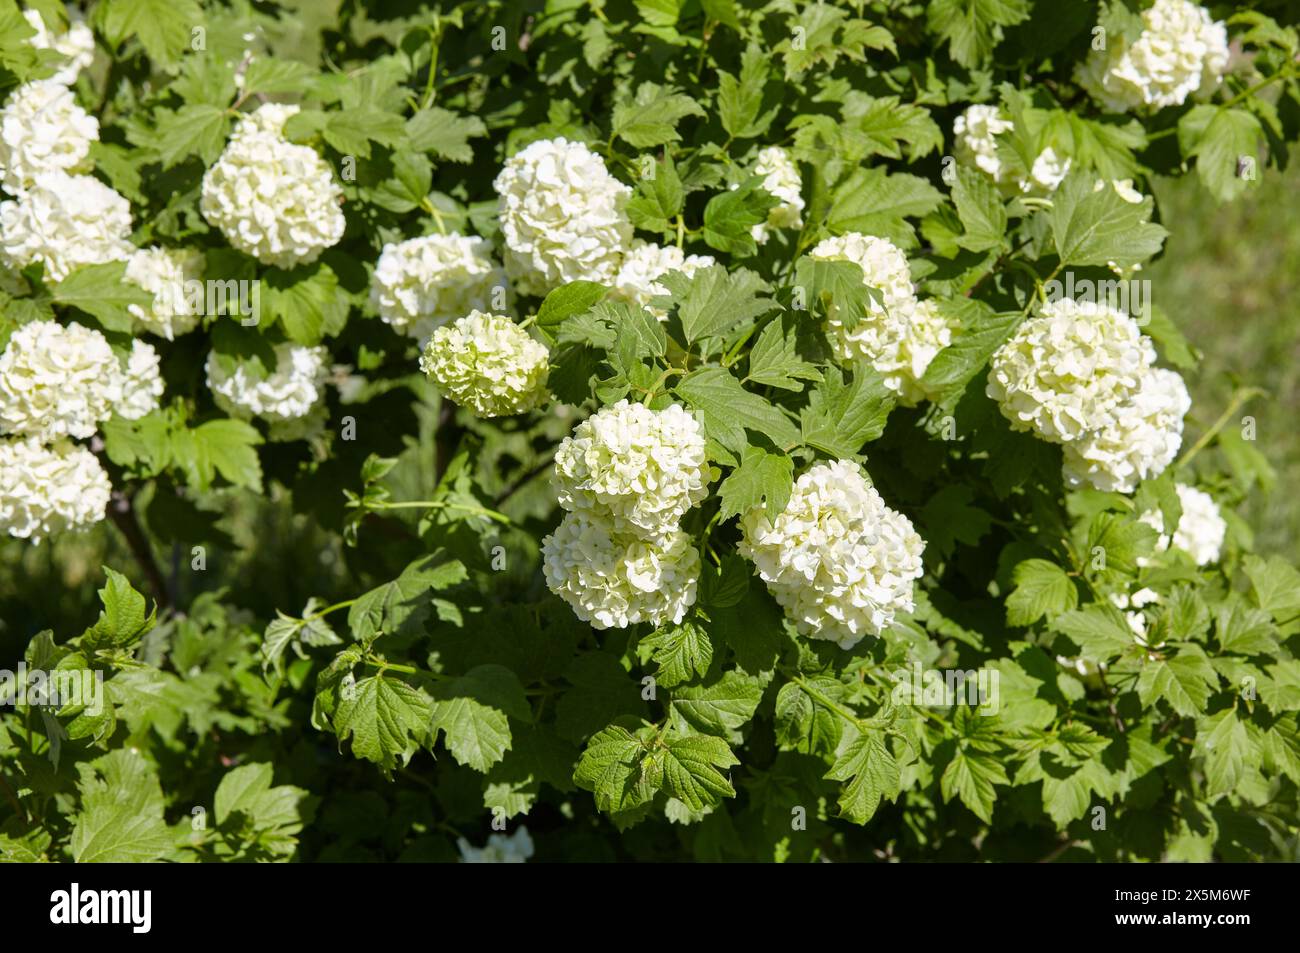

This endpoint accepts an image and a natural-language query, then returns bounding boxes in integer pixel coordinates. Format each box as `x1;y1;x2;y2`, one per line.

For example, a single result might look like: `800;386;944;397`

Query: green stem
358;499;512;525
307;598;358;620
791;676;864;728
1176;387;1266;468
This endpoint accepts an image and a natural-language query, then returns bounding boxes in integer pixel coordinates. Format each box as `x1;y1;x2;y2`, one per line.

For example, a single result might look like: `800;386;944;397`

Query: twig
494;454;556;506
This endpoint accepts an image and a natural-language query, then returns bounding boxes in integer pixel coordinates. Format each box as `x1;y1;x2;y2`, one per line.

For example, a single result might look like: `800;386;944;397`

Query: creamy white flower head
200;103;345;268
494;137;632;295
23;10;95;86
750;146;804;243
612;241;715;320
206;341;328;426
1024;147;1072;194
553;399;710;540
370;233;506;342
0;320;122;440
114;340;164;421
1138;482;1226;566
1061;367;1189;493
1098;178;1146;204
0;171;132;280
419;310;549;418
0;436;110;543
542;511;701;630
125;246;204;340
953;104;1014;183
739;460;925;649
1077;0;1229;113
988;297;1156;443
0;80;98;194
457;826;534;863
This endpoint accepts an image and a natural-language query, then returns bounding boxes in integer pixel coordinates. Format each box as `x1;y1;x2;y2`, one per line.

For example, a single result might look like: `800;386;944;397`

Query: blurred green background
3;163;1298;662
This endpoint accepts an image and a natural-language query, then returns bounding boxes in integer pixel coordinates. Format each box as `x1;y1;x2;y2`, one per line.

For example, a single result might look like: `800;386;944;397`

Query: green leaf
71;749;172;862
827;168;943;246
1243;554;1300;623
407;107;487;163
844;94;943;162
774;3;895;79
941;746;1008;823
675;366;801;453
53;263;154;333
825;725;901;824
697;555;750;608
641;620;713;688
612;82;706;148
1006;559;1078;627
1178;106;1264;202
262;263;349;344
668;670;767;737
920;485;993;558
213;762;311;857
84;568;155;652
627;154;685;232
717;45;780;140
152;103;230;168
798;362;895;457
1136;645;1218;717
96;0;202;66
333;673;433;772
952;165;1007;252
348;552;468;641
658;265;772;345
775;677;845;754
431;664;531;772
658;732;739;810
926;0;1030;68
701;179;779;257
173;418;264;492
555;653;648;743
536;281;608;329
240;57;317;95
1194;710;1252;798
1050;171;1168;269
717;444;793;522
1053;604;1136;661
745;315;823;392
573;723;659;813
919;300;1019;410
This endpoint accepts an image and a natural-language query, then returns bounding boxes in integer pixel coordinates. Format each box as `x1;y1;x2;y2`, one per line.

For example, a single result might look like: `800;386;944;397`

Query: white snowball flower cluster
542;512;702;630
1077;0;1229;113
990;298;1189;492
125;246;204;340
457;827;534;863
612;241;715;320
200;103;345;268
952;104;1071;195
808;232;950;404
953;105;1014;183
553;400;710;540
370;233;506;342
739;460;925;649
418;310;549;418
1061;367;1190;492
0;320;121;440
494;137;632;295
750;146;804;243
23;10;95;85
115;340;165;421
0;171;133;281
0;436;111;543
1139;483;1227;566
0;80;99;194
206;341;328;430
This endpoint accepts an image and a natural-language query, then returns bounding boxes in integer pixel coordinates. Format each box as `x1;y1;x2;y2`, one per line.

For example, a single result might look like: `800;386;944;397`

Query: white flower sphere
418;310;549;418
553;399;710;541
0;171;133;281
1077;0;1229;113
370;233;506;342
542;511;701;630
750;146;804;243
114;340;164;421
457;827;534;863
0;436;111;543
1061;367;1190;493
206;341;328;426
125;246;204;340
0;80;99;194
1139;483;1227;566
739;460;925;649
23;10;95;86
953;104;1014;184
200;103;345;268
987;297;1156;443
612;241;715;320
0;320;121;440
494;137;632;295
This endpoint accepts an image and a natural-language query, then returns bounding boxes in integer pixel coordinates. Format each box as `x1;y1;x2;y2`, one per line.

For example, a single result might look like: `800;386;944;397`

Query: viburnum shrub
1;0;1298;864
